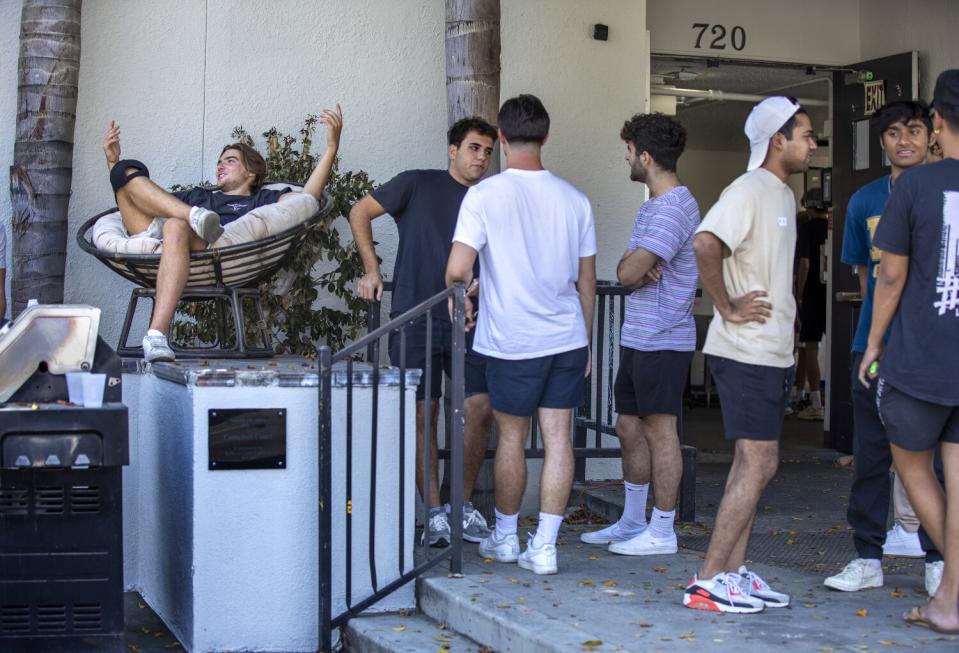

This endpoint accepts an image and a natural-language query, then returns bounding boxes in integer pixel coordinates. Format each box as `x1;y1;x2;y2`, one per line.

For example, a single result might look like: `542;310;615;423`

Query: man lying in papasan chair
100;105;343;362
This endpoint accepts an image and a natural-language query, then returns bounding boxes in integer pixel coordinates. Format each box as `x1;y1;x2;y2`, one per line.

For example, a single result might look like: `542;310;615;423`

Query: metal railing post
317;346;333;653
448;283;465;576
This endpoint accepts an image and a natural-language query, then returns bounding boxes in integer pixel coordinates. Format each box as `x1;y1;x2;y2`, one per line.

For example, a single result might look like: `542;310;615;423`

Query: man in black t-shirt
101;106;342;362
860;69;959;633
348;117;497;547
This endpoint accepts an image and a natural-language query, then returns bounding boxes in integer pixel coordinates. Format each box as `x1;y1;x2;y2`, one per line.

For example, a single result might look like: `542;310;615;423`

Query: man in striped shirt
581;113;700;556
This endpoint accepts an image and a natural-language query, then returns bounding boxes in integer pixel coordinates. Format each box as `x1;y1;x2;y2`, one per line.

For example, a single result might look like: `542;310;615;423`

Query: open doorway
650;54;833;455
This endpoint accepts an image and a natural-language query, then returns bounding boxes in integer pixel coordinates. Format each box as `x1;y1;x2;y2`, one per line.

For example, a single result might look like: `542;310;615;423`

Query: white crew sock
810;390;823;409
621;481;649;529
146;329;165;338
648;507;676;538
494;508;518;541
532;512;564;548
863;558;882;569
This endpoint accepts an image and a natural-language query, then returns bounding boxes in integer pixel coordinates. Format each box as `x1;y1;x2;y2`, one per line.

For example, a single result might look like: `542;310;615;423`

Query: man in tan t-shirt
683;97;817;614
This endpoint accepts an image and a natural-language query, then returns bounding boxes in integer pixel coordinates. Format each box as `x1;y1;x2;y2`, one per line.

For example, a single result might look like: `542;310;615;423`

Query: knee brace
110;159;151;193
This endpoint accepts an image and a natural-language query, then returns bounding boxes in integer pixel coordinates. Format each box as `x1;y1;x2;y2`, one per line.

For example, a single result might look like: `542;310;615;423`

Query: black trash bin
0;338;128;653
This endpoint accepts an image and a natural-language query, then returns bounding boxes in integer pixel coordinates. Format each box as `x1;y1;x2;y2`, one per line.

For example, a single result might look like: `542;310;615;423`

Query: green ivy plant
171;115;374;355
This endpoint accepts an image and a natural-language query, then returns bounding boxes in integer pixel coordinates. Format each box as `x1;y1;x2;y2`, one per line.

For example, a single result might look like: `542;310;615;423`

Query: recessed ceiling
652;56;831;152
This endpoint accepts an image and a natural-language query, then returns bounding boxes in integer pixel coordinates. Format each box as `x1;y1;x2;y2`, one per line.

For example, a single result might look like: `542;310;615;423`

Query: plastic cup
81;373;106;408
65;372;86;405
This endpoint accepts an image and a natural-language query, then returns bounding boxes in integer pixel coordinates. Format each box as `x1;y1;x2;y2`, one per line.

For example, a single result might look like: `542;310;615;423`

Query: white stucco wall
859;0;959;101
1;1;21;320
19;0;647;345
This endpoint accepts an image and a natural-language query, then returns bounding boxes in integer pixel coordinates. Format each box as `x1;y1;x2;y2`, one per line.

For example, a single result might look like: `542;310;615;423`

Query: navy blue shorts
485;347;588;417
877;379;959;452
708;355;793;441
388;315;487;401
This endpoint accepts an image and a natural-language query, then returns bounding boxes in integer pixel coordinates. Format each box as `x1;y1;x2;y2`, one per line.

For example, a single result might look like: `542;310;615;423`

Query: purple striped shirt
621;186;700;352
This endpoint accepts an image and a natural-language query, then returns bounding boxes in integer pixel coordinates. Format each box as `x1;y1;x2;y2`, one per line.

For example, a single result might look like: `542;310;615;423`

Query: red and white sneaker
738;565;790;608
683;572;765;613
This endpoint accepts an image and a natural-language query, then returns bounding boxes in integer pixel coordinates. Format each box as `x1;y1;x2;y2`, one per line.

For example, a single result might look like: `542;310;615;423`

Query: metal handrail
317;283;466;652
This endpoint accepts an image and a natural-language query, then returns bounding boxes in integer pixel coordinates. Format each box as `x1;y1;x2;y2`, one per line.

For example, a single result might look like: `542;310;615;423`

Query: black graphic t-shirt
873;158;959;405
173;186;291;225
797;216;828;304
371;169;477;318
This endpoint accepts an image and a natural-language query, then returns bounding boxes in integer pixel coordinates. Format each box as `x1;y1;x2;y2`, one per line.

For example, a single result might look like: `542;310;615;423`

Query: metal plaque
208;408;286;471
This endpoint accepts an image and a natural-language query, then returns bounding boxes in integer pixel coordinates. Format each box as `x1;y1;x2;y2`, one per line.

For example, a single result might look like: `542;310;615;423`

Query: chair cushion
89;185;320;255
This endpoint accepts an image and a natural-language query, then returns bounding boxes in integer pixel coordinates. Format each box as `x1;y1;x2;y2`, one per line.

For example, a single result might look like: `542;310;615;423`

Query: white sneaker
580;520;645;545
738;566;790;607
925;560;944;597
683;572;765;613
608;527;677;556
188;206;223;243
823;558;883;592
517;535;558;575
478;532;520;563
882;524;924;558
460;503;491;543
421;511;451;547
797;405;825;421
142;332;175;363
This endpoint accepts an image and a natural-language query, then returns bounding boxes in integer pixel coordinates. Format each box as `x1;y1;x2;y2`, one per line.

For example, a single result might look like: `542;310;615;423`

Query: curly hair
619;113;687;172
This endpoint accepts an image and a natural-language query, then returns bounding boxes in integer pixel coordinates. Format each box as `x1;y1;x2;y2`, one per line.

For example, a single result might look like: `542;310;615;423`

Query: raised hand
102;120;121;168
721;290;772;324
320;104;343;150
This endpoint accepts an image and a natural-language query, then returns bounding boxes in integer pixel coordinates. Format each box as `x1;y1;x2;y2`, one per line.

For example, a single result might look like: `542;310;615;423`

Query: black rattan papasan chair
77;186;333;359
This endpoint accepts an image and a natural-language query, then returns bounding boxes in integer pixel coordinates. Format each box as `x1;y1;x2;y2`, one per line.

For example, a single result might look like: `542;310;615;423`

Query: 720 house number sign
692;23;747;51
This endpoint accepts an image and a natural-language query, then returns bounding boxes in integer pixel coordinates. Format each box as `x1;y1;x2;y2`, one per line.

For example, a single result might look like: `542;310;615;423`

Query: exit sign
864;80;886;115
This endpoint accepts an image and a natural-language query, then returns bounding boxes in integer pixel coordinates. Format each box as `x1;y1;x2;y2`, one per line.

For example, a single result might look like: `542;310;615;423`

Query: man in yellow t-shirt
683;97;817;614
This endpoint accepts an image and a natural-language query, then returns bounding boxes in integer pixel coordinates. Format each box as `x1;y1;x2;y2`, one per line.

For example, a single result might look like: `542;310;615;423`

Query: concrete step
343;610;490;653
418;572;615;653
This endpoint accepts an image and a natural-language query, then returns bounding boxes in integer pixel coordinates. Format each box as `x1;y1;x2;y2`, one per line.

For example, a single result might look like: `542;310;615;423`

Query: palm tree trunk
9;0;82;315
444;0;500;517
445;0;500;172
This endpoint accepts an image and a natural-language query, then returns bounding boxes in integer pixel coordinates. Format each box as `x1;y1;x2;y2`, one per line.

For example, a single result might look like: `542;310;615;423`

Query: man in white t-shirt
446;94;597;575
683;97;817;614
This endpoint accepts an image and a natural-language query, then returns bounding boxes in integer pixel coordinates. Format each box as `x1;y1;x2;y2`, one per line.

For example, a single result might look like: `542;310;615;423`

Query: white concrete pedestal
122;359;418;653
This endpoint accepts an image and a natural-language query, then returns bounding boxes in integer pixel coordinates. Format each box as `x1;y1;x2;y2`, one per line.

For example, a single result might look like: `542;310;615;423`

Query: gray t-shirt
873;158;959;405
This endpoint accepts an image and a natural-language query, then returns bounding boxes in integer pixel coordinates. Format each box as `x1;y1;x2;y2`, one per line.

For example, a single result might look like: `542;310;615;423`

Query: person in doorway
349;117;498;547
826;100;943;594
858;70;959;633
684;97;816;613
795;190;829;421
580;113;700;556
446;94;596;575
102;106;343;362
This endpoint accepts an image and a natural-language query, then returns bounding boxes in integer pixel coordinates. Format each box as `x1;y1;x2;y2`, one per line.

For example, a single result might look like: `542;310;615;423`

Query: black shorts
798;293;826;343
485;347;588;417
388;315;487;401
877;379;959;452
708;355;793;441
614;348;692;418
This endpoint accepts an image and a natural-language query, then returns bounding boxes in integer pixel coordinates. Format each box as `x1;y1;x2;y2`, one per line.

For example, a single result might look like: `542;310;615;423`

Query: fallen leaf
580;579;595;586
679;631;696;641
639;623;654;628
889;589;904;598
495;604;510;609
581;640;603;647
604;580;617;587
392;625;406;632
819;648;833;652
652;566;667;573
483;557;493;564
127;646;141;653
855;608;868;617
588;555;599;561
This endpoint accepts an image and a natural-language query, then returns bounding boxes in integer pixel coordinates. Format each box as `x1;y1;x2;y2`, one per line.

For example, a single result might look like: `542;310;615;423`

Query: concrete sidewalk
418;523;953;652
